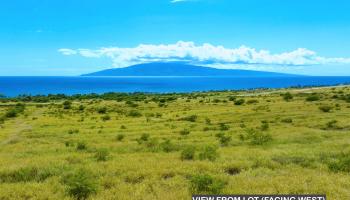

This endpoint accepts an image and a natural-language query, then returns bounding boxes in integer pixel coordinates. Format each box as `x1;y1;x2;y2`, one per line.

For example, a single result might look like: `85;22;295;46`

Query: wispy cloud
58;41;350;69
170;0;191;3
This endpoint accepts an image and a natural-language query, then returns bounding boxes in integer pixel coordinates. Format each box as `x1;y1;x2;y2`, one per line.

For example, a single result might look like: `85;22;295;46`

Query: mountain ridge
82;62;302;77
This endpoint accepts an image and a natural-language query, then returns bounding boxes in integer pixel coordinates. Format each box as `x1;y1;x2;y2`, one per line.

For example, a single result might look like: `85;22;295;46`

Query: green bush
116;134;125;141
78;105;85;111
137;133;150;144
97;107;107;114
240;128;272;145
62;169;98;200
143;138;160;152
159;139;177;153
247;99;259;104
234;99;245;105
127;110;142;117
5;110;17;118
228;96;236;101
63;101;72;109
260;121;269;131
198;146;219;161
281;118;293;123
181;146;196;160
219;123;230;131
101;115;111;121
94;148;110;162
190;174;226;194
282;92;293;101
205;117;211;125
68;129;79;134
328;153;350;173
319;105;332;112
215;133;232;147
4;104;25;118
76;142;87;151
140;133;150;141
180;115;198;122
224;166;241;175
180;129;190;136
306;95;320;102
325;120;338;129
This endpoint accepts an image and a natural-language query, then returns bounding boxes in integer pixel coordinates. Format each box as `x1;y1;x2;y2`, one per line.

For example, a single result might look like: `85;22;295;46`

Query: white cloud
58;41;350;69
170;0;189;3
58;49;77;55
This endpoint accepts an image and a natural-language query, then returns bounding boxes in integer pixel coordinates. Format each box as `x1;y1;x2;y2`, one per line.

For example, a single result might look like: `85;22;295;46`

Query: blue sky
1;0;350;76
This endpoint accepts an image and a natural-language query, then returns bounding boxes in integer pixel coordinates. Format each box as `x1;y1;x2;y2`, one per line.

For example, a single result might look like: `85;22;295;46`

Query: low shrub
101;115;111;121
97;107;107;114
281;118;293;123
159;139;177;153
260;121;269;131
4;104;25;118
63;101;72;109
205;117;211;125
215;133;232;147
319;105;332;112
240;128;272;145
68;129;79;134
127;110;142;117
181;146;196;160
94;148;110;162
228;96;236;101
180;129;190;136
5;110;18;118
247;99;259;104
180;115;198;122
78;105;85;111
224;166;241;175
198;146;219;161
62;169;98;200
327;152;350;173
234;99;245;105
306;95;320;102
190;174;226;194
325;120;338;129
282;92;293;101
137;133;150;144
76;142;87;151
116;134;125;141
219;123;230;131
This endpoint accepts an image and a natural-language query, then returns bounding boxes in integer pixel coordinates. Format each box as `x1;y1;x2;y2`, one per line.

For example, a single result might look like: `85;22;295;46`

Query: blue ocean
1;76;350;97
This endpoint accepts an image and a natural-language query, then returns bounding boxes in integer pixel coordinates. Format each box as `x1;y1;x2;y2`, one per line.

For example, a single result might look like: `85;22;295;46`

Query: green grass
1;86;350;199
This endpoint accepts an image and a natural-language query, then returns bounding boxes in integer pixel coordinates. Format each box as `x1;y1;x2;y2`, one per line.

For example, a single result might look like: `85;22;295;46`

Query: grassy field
1;86;350;200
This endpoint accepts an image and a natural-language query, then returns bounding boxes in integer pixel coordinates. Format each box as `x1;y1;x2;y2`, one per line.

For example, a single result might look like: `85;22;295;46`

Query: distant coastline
1;76;350;98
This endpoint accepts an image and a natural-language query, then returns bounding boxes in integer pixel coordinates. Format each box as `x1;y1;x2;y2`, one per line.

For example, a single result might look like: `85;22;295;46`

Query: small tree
62;169;98;200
